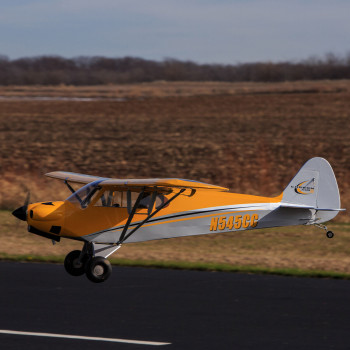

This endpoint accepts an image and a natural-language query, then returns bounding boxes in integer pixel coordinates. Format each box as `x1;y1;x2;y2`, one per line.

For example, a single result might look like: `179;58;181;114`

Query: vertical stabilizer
281;157;341;222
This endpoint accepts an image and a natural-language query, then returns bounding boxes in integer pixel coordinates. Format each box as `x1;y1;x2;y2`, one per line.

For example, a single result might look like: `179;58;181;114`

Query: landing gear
314;224;335;239
326;231;334;239
85;257;112;283
64;250;88;276
64;244;114;283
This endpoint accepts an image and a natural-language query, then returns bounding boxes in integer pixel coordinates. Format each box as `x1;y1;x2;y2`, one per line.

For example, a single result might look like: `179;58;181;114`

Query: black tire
326;231;334;239
64;250;87;276
85;257;112;283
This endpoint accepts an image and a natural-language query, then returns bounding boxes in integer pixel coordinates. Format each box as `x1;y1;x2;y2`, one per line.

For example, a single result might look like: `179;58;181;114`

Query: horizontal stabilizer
280;203;345;211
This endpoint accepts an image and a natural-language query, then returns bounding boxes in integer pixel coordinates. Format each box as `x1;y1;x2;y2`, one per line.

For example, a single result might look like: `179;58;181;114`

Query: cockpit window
95;190;150;208
67;183;169;211
95;190;125;207
94;190;167;210
66;180;102;209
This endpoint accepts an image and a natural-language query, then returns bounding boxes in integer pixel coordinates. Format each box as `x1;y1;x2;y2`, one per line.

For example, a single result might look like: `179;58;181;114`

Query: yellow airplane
13;157;344;283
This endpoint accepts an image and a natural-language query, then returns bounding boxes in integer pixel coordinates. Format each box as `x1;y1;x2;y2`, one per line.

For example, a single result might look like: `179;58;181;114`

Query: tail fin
281;157;342;222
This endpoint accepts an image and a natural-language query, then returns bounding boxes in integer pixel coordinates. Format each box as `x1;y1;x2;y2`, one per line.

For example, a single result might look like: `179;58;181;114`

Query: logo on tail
292;178;315;195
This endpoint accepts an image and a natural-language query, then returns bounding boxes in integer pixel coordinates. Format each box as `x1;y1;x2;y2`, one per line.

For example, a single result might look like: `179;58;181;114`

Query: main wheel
85;257;112;283
64;250;88;276
326;231;334;239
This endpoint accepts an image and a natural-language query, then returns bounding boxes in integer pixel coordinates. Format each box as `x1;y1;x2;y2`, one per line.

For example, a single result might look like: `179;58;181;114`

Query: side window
94;190;168;209
139;192;153;209
137;192;168;210
95;190;123;207
94;194;105;207
127;191;140;208
155;194;168;209
94;191;146;208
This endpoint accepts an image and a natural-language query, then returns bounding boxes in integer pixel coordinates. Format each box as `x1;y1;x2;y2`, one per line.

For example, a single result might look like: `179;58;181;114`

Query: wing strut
118;187;146;243
64;180;76;194
117;188;186;245
64;180;83;204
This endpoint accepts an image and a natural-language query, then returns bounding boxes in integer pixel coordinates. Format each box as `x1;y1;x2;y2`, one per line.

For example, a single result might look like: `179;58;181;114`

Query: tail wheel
64;250;88;276
85;257;112;283
326;231;334;239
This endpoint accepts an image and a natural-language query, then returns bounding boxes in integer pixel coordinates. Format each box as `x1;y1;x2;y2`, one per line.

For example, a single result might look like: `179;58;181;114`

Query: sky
0;0;349;64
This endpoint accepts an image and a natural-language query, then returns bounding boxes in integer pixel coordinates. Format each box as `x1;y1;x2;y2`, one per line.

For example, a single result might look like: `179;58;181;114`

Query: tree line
0;53;349;85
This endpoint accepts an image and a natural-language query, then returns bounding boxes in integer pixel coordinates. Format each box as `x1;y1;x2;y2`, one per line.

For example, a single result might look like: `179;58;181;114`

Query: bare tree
0;53;349;85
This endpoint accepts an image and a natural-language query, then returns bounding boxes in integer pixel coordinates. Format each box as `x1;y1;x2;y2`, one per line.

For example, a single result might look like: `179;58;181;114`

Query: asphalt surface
1;262;350;350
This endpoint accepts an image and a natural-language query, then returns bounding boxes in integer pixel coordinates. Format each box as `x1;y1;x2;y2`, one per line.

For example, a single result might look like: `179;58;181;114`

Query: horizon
1;52;349;66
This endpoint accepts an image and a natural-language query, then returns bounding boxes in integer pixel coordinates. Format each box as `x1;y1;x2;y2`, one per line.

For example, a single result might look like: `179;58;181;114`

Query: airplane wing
45;171;107;184
45;171;229;192
99;178;229;191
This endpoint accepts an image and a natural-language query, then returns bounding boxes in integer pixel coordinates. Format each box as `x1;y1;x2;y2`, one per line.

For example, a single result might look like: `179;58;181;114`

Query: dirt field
1;81;350;210
1;81;350;272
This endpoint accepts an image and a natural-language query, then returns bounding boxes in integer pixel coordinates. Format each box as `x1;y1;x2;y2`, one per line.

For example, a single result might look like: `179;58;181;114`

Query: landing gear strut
314;224;334;239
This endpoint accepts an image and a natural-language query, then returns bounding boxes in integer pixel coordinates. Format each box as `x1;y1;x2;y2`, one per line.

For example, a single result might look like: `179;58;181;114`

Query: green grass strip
0;252;349;280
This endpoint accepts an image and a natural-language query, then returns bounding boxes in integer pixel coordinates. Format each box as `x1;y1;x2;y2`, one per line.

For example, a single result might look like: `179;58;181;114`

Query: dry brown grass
1;210;350;273
0;80;350;99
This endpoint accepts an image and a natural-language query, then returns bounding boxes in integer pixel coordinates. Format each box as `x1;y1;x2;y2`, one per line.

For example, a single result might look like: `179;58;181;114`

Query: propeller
12;191;31;221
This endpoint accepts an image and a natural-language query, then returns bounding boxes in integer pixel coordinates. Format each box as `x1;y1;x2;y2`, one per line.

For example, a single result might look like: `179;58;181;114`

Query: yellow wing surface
45;171;229;192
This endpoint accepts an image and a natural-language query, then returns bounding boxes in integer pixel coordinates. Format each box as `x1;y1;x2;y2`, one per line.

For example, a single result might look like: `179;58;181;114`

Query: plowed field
1;81;350;213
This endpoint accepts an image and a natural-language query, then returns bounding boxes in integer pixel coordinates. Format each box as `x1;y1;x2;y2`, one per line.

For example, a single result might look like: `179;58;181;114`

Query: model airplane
12;157;344;283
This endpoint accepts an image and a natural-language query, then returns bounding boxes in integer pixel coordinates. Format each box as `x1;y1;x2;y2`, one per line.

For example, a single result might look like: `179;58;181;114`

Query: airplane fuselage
25;190;315;244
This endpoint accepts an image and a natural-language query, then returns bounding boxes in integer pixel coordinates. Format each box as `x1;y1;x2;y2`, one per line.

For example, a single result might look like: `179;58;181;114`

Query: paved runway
0;262;350;349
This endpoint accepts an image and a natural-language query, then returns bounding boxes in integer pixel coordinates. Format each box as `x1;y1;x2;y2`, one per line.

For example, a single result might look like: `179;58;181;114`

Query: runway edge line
0;329;171;346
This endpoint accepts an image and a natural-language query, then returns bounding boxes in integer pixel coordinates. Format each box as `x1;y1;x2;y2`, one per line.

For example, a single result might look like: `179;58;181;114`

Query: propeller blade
12;191;31;222
24;191;31;207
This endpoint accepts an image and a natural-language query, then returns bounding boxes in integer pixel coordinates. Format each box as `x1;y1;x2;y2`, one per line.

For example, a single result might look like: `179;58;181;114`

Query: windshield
66;180;103;209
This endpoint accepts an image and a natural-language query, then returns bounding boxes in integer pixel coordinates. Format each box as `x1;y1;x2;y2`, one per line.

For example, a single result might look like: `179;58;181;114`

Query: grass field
1;81;350;275
1;210;350;276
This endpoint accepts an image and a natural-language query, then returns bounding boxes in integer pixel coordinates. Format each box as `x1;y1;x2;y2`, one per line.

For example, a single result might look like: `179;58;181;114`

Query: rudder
281;157;341;222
